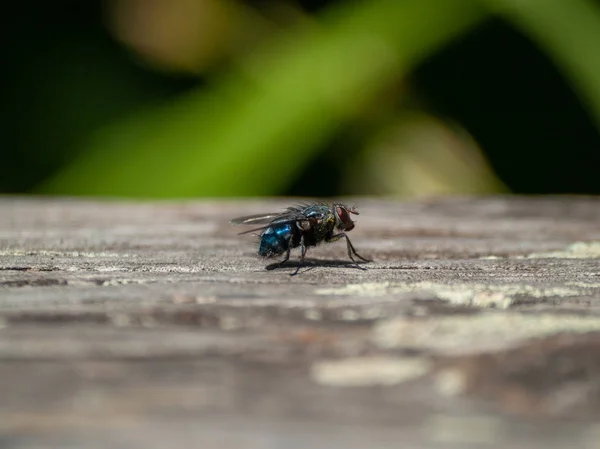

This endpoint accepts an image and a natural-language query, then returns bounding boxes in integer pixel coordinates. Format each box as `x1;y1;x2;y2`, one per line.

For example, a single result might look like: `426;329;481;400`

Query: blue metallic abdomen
259;223;293;257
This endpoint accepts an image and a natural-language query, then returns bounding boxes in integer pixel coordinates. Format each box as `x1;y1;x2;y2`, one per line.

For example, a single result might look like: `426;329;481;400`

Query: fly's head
333;204;358;232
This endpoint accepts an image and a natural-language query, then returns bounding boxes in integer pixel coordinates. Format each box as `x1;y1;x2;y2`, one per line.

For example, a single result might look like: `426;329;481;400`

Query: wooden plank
1;196;600;448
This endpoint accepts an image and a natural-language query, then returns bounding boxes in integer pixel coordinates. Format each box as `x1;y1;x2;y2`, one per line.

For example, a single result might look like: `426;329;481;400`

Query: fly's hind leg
265;246;291;271
326;233;370;270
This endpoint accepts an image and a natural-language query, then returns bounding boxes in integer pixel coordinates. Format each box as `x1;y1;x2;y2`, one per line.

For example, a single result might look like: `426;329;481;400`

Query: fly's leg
345;235;370;263
265;246;291;271
291;235;307;276
326;233;370;269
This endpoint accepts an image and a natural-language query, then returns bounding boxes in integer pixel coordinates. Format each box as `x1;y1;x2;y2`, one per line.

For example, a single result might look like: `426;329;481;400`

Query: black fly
230;202;369;276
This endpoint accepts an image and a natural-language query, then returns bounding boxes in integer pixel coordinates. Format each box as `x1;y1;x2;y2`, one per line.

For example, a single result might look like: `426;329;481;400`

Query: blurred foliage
2;0;600;198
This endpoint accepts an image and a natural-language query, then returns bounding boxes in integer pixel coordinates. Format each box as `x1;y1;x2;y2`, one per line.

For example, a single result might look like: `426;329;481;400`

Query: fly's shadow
265;258;368;276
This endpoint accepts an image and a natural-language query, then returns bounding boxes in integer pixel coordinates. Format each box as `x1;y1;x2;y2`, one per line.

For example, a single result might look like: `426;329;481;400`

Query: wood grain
1;196;600;448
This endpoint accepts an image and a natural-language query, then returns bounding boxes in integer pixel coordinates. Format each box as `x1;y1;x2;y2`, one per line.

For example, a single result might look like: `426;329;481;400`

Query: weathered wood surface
1;196;600;448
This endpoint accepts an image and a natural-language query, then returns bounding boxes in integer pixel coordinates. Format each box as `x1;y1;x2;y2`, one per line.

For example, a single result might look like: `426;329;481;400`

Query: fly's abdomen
258;224;292;257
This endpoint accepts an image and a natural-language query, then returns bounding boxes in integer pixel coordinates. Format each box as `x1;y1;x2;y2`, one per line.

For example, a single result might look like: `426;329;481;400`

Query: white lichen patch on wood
0;250;137;258
525;242;600;259
434;368;467;397
424;414;505;444
371;312;600;355
315;282;584;309
311;356;432;387
566;281;600;288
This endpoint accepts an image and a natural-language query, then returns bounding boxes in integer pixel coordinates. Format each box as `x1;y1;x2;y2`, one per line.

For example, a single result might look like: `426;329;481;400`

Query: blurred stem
482;0;600;127
40;0;486;198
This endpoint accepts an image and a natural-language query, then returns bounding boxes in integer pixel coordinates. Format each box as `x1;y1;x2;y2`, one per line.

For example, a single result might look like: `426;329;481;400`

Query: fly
230;202;370;276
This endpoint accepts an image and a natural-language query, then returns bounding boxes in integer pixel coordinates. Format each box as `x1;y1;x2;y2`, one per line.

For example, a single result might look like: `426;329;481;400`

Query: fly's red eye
336;206;349;223
336;206;355;231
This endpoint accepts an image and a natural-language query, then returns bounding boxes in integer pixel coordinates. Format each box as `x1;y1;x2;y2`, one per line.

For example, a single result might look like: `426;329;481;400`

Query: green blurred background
3;0;600;199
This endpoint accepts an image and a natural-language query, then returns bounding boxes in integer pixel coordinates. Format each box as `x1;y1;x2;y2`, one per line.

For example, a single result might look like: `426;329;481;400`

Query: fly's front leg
327;233;370;269
291;235;307;276
345;234;370;263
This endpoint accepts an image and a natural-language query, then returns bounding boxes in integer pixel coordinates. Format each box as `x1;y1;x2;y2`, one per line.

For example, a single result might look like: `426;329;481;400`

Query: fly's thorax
313;215;335;237
308;206;335;232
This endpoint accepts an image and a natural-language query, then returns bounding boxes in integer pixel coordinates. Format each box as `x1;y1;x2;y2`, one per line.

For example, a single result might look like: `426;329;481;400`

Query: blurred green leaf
40;0;486;198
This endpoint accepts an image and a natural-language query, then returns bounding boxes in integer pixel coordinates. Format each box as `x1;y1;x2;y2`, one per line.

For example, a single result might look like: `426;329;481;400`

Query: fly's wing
230;213;284;236
230;210;307;235
229;213;282;226
229;205;307;225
